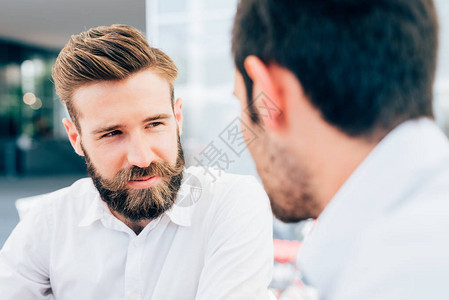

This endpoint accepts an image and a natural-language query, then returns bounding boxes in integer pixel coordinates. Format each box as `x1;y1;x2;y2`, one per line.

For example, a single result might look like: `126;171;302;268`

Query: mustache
101;159;184;191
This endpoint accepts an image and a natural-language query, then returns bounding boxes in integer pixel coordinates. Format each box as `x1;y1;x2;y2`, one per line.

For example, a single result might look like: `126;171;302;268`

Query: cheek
98;154;122;176
84;142;124;177
152;132;179;164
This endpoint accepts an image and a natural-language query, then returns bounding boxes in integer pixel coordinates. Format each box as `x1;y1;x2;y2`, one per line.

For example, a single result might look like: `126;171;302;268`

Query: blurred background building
0;0;449;274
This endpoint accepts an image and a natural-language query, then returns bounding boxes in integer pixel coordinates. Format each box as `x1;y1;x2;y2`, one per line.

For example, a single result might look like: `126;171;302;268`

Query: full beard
84;138;185;221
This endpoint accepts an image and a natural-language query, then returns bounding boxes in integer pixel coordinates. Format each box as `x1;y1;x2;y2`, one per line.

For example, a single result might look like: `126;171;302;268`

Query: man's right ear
62;118;84;157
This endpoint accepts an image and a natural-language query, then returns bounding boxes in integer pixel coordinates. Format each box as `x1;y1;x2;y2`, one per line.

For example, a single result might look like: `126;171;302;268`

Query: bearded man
0;24;273;300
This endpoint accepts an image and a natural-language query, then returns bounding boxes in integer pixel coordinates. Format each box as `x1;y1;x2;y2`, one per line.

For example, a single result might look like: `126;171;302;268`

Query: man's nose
126;133;154;168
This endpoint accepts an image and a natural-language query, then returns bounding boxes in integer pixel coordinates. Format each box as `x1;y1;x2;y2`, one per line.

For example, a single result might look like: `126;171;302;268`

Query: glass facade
0;40;84;175
0;42;57;139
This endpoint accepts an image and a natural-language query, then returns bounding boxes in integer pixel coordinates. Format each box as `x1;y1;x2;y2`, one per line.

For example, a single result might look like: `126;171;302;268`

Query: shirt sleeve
196;176;273;300
0;203;54;299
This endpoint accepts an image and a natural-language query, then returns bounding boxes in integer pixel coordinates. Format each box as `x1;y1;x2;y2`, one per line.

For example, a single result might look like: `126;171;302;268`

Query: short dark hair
52;24;178;131
232;0;439;138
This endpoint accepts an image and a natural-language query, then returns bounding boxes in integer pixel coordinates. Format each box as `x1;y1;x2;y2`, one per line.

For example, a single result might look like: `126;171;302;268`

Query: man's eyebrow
91;125;121;136
143;113;172;123
91;114;172;135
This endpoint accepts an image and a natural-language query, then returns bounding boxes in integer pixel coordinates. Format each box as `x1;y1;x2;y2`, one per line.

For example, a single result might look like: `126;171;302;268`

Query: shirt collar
78;192;109;227
165;177;203;227
313;118;449;230
165;204;193;227
79;171;201;228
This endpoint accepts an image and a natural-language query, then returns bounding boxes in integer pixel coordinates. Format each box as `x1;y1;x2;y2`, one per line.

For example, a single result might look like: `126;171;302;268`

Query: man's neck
287;114;379;213
303;128;378;211
110;209;152;235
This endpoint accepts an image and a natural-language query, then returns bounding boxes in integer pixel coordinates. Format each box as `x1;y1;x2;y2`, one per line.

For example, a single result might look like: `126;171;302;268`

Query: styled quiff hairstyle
52;24;178;130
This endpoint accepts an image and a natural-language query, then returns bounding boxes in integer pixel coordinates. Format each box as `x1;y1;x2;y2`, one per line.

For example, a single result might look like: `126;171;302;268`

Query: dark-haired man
0;24;273;299
232;0;449;299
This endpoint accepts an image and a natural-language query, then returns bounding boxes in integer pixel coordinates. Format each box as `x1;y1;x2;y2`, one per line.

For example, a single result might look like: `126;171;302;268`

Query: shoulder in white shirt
297;119;449;300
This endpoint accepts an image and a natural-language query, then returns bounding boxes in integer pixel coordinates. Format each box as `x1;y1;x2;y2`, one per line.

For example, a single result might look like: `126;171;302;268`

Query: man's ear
62;118;84;156
174;97;183;135
243;55;285;132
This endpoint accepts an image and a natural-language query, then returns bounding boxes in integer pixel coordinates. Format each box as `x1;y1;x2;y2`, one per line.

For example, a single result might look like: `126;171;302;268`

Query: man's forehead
72;72;171;108
73;71;170;98
71;71;173;130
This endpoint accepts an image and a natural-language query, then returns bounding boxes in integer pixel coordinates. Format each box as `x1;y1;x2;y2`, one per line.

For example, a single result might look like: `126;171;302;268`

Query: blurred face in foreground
64;69;185;221
233;68;320;223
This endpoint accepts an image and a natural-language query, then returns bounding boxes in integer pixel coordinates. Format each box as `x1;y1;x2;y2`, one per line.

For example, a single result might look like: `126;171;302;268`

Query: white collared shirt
0;167;273;300
297;118;449;299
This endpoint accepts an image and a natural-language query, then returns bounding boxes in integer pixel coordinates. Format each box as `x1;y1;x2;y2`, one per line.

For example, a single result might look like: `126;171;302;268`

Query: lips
128;175;161;189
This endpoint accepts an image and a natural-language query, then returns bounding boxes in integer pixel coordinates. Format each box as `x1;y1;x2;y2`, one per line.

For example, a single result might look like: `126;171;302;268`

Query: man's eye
147;122;162;128
102;130;121;138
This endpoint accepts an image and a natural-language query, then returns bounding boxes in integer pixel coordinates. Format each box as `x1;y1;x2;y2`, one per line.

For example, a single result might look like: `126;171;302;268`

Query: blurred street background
1;0;449;256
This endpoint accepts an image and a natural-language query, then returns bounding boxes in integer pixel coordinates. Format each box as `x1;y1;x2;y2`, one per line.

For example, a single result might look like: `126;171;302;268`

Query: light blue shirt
297;118;449;299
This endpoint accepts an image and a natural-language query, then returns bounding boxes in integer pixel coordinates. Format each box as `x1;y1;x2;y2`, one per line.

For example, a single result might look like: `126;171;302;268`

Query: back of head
232;0;439;139
52;24;178;129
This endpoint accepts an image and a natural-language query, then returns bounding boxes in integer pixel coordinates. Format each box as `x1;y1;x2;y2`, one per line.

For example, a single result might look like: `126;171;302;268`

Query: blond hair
52;24;178;129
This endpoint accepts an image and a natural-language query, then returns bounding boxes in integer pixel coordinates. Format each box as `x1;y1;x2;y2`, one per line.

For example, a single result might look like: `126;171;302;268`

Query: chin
268;188;320;223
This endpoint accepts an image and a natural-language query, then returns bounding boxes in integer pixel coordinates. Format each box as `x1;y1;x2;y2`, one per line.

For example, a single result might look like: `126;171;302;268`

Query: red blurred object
273;239;302;263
